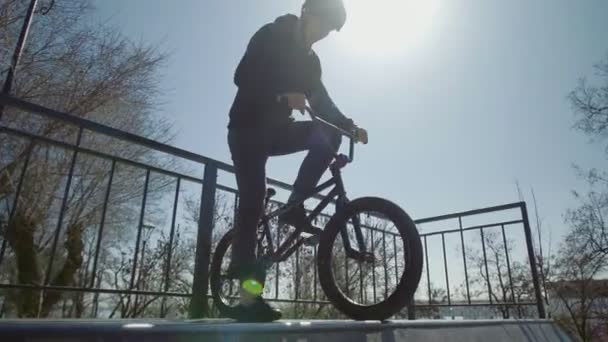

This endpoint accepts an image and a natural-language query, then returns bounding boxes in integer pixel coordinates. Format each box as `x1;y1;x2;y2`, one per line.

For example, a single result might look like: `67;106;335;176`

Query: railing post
40;127;83;317
407;298;416;320
520;202;546;318
189;162;217;318
0;146;32;268
0;0;39;121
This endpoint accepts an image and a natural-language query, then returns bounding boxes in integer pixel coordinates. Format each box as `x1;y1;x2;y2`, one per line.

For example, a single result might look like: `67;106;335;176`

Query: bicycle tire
317;197;423;321
209;229;240;318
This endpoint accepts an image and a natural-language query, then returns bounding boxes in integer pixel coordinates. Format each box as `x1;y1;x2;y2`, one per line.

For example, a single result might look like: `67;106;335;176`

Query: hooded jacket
228;14;352;130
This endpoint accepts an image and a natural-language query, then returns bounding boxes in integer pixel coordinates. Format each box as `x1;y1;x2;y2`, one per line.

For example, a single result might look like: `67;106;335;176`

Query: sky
89;0;607;252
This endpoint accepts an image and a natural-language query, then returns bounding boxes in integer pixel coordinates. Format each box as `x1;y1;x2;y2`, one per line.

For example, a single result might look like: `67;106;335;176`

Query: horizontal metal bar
267;202;522;239
414;302;538;308
221;295;331;305
0;283;192;298
0;95;529;231
0;94;233;171
257;212;521;243
359;222;401;237
0;286;534;308
263;297;331;305
0;128;327;223
415;202;523;224
216;184;238;194
420;219;524;237
0;94;298;193
288;205;522;239
0;125;204;184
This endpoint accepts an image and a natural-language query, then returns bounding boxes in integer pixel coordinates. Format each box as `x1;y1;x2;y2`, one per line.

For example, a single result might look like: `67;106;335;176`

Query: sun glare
338;0;440;56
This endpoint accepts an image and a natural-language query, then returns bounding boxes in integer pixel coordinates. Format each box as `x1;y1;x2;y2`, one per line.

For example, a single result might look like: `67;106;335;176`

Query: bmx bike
210;108;423;321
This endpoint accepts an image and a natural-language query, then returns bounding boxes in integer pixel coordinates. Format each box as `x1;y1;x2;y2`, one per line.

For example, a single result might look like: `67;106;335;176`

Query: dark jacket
228;14;352;130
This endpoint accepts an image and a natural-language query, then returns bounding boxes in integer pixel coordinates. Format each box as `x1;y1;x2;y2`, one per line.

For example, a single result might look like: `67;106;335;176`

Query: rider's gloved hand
345;121;367;144
354;126;368;144
343;119;368;144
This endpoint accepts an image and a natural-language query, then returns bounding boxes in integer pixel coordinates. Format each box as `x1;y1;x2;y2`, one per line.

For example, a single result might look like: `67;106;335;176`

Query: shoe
233;296;282;322
279;204;308;228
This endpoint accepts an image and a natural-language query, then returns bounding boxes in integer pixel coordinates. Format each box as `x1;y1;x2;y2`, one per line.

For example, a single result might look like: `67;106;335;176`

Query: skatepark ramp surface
0;319;570;342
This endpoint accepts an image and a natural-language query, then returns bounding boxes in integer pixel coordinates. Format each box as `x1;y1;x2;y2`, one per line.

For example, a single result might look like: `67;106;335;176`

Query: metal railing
414;202;545;319
0;94;545;319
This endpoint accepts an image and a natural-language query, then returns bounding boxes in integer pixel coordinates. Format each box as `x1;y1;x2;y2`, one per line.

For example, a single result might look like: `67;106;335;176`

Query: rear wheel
209;230;241;318
317;197;423;321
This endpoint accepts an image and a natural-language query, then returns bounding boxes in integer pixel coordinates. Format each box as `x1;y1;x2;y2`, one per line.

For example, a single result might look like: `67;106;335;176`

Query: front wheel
317;197;423;321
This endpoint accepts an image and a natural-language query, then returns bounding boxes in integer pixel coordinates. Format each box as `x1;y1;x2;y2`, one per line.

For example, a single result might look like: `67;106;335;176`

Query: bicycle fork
339;214;375;263
335;194;375;264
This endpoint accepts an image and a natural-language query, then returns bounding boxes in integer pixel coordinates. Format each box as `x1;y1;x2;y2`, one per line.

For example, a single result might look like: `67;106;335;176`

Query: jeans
228;120;341;280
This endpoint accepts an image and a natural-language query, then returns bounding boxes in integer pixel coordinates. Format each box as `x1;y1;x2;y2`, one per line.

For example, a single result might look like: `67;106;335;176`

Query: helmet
302;0;347;32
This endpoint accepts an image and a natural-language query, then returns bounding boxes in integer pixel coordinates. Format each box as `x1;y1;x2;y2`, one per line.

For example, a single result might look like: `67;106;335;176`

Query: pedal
302;225;322;246
303;234;320;246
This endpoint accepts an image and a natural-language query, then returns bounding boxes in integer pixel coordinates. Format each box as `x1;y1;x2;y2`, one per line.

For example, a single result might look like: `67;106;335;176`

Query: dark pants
228;121;341;279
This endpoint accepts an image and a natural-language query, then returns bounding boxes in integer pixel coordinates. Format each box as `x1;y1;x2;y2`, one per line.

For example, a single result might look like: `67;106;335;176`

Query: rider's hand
280;93;307;114
354;126;369;144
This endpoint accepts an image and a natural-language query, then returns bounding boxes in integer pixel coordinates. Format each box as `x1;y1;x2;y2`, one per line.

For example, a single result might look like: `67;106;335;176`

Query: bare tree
0;0;175;317
464;231;538;318
569;53;608;150
98;223;196;319
415;283;447;319
549;227;608;342
541;52;608;340
566;51;608;262
514;182;553;311
565;188;608;262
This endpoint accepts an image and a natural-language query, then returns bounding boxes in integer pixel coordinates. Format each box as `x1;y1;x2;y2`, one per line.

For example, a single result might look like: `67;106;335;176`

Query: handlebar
305;106;356;162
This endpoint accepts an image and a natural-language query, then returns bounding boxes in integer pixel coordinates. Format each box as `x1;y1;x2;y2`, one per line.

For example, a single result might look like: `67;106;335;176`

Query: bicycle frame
255;109;370;267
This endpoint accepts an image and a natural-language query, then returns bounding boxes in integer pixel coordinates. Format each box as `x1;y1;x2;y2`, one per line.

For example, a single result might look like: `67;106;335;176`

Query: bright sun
338;0;440;56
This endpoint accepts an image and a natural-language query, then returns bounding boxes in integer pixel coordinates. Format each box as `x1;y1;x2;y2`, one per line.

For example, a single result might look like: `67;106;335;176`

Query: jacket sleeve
234;24;281;107
308;78;353;131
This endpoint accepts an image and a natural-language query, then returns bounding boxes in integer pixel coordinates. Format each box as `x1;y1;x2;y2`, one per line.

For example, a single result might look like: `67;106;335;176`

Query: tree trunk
39;221;84;317
5;210;41;317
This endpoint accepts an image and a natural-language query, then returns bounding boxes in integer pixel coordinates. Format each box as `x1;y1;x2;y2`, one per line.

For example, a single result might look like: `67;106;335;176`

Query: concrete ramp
0;319;570;341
